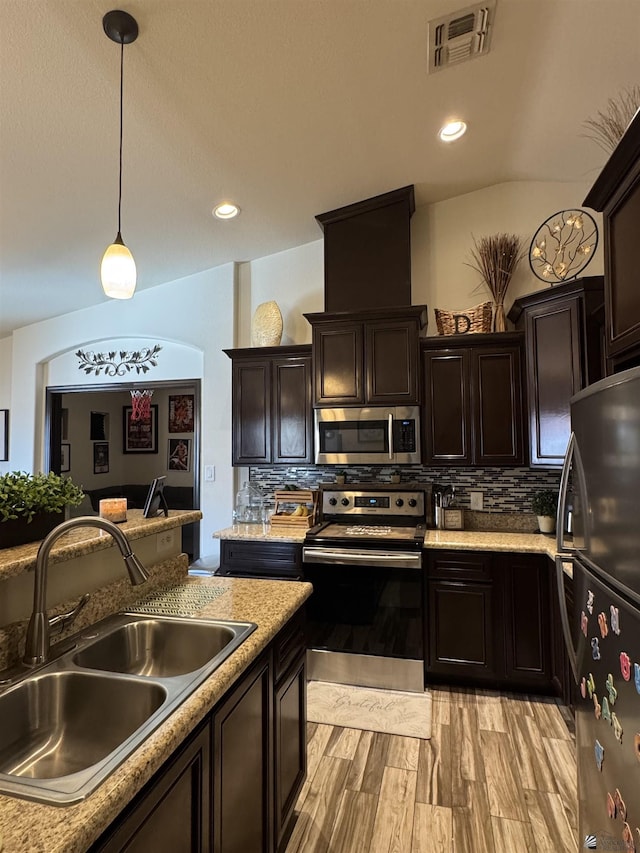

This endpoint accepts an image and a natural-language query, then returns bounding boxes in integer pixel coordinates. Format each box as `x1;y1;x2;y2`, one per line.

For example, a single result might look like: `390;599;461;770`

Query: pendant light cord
117;38;124;238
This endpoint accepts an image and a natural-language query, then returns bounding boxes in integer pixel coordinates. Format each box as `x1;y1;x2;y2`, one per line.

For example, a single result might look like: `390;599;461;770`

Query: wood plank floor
284;686;577;853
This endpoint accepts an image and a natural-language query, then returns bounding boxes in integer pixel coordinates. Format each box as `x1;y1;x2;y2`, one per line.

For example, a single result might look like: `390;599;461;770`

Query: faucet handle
48;593;90;637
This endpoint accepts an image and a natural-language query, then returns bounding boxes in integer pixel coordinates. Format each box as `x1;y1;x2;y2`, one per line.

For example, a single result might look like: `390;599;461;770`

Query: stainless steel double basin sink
0;613;256;804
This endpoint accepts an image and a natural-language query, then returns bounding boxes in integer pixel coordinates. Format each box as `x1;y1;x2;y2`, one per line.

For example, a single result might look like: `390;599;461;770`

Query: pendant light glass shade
101;232;137;299
101;10;138;300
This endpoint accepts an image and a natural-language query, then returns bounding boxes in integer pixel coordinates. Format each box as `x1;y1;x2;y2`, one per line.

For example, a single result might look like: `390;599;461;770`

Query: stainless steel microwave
314;406;421;465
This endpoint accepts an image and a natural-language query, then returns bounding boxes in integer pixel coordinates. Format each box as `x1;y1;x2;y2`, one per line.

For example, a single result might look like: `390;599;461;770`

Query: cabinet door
500;554;552;689
212;656;273;853
427;579;499;681
525;296;583;467
471;346;525;466
272;356;313;463
274;654;307;850
312;322;364;406
231;360;271;465
91;723;210;853
365;320;420;404
422;349;472;465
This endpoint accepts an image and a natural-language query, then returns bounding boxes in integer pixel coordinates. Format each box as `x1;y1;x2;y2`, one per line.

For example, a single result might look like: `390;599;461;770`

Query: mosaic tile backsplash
249;465;561;514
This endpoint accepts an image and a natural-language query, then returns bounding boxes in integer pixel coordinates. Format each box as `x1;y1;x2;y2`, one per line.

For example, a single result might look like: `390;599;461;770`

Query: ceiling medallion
529;209;598;284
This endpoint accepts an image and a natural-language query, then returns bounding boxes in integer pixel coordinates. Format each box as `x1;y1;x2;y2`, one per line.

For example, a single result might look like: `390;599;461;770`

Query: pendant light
101;10;138;299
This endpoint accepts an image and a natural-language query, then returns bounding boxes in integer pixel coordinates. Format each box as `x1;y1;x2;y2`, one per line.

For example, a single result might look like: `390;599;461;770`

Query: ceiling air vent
428;2;494;73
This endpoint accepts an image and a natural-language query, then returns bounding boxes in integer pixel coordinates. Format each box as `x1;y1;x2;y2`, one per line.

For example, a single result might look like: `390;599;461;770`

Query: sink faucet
23;516;149;667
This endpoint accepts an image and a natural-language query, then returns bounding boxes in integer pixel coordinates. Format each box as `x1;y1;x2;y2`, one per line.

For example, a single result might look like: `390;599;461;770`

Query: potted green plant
390;469;401;484
532;489;558;534
0;471;85;548
335;469;347;485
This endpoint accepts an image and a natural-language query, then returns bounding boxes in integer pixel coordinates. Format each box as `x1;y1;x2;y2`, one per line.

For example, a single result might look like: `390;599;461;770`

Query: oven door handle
302;548;422;568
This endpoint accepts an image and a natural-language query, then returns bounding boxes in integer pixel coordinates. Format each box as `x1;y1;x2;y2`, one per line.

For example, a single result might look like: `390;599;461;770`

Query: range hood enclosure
316;185;415;312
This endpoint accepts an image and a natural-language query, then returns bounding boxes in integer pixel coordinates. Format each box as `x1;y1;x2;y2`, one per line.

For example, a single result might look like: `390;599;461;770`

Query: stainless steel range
303;485;427;692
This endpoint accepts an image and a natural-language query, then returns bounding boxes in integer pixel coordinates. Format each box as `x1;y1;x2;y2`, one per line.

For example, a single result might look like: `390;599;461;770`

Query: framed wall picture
0;410;8;461
61;442;71;472
168;394;194;433
90;411;109;441
123;404;158;454
93;442;109;474
168;437;191;471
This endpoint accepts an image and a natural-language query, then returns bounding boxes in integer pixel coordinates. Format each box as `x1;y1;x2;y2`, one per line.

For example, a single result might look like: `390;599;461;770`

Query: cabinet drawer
219;540;302;579
427;550;493;581
273;608;306;683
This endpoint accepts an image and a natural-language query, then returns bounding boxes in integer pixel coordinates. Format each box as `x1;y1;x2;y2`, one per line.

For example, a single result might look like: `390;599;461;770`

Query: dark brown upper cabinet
316;186;415;313
224;345;312;466
305;306;427;407
422;332;526;467
584;109;640;371
508;277;604;468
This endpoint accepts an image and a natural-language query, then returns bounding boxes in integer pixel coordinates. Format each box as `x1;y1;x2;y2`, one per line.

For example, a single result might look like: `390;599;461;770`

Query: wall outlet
469;490;484;511
157;529;176;553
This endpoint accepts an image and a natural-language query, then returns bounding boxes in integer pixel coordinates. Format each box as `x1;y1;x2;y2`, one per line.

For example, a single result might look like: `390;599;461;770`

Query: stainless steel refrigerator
556;365;640;852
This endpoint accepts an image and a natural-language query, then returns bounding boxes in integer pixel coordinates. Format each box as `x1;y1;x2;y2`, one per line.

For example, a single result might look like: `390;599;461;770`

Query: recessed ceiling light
438;120;467;142
213;202;240;220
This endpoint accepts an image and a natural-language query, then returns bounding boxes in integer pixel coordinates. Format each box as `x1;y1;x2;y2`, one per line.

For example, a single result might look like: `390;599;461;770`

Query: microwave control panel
393;419;417;452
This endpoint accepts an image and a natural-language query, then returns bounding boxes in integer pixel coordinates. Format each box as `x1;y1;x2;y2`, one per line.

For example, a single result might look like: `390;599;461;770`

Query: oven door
302;546;425;691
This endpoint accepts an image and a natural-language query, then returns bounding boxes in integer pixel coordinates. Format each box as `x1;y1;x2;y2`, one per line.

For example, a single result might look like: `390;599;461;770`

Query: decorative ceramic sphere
251;301;283;346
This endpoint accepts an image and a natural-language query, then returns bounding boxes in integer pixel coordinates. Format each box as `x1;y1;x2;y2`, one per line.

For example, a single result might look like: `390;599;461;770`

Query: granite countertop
213;523;308;543
0;575;312;853
0;509;202;583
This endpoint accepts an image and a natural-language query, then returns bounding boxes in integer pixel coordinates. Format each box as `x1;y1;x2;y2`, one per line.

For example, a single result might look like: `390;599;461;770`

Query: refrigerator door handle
555;555;578;684
557;432;576;554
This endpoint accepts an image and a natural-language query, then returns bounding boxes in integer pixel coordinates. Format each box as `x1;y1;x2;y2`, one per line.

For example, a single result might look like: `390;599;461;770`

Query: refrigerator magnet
581;611;589;636
606;673;618;706
620;652;631;681
607;791;616;817
610;605;621;635
634;733;640;762
602;696;611;723
634;663;640;694
581;677;587;698
587;590;594;614
615;789;627;821
598;612;609;637
612;713;623;743
595;740;604;771
592;637;601;660
587;672;596;698
621;822;633;851
593;693;602;719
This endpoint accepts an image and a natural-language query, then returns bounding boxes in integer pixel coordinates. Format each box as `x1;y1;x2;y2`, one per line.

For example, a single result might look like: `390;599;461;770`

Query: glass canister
233;481;265;524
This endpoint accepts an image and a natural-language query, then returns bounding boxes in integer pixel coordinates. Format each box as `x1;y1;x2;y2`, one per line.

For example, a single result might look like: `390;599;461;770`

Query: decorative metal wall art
76;344;162;376
529;209;598;284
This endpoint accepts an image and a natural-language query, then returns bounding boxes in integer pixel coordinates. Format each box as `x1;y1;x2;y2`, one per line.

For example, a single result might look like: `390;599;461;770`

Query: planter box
0;511;64;549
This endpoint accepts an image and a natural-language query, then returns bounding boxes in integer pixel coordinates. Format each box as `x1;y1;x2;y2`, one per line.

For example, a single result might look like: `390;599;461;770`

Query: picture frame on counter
0;410;8;461
123;404;158;454
93;442;109;474
60;442;71;472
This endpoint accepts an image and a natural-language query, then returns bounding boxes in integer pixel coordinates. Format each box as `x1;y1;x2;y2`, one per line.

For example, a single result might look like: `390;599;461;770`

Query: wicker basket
434;301;493;335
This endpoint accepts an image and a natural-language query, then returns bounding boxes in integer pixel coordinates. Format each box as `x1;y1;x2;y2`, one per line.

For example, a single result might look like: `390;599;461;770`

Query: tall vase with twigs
467;233;525;332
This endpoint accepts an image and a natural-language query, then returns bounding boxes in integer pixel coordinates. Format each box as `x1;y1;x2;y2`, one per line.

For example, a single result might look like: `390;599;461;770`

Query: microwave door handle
555;555;578;684
388;413;393;460
556;432;576;555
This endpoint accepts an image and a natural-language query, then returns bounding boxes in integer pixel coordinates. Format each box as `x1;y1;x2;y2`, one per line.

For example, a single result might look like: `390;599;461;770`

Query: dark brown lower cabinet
274;653;306;850
426;550;557;694
91;722;211;853
213;656;273;853
90;608;307;853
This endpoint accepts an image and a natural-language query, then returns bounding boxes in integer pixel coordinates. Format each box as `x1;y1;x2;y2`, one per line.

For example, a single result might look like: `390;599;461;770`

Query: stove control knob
408;498;417;507
328;497;338;506
341;498;350;506
395;498;404;507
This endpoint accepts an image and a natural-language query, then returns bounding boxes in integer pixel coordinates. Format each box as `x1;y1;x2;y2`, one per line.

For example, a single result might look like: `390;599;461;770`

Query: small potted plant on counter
532;489;558;534
390;469;401;484
0;470;85;549
335;470;347;485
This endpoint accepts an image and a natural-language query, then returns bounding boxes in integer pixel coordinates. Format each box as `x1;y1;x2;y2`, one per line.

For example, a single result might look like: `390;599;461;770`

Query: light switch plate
469;491;484;511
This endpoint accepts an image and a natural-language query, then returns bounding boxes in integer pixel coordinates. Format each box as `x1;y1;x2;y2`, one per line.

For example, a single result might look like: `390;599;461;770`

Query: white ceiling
1;0;638;338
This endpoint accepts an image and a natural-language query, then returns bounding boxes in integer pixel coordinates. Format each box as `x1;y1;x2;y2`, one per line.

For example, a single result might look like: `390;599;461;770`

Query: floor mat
307;681;432;739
